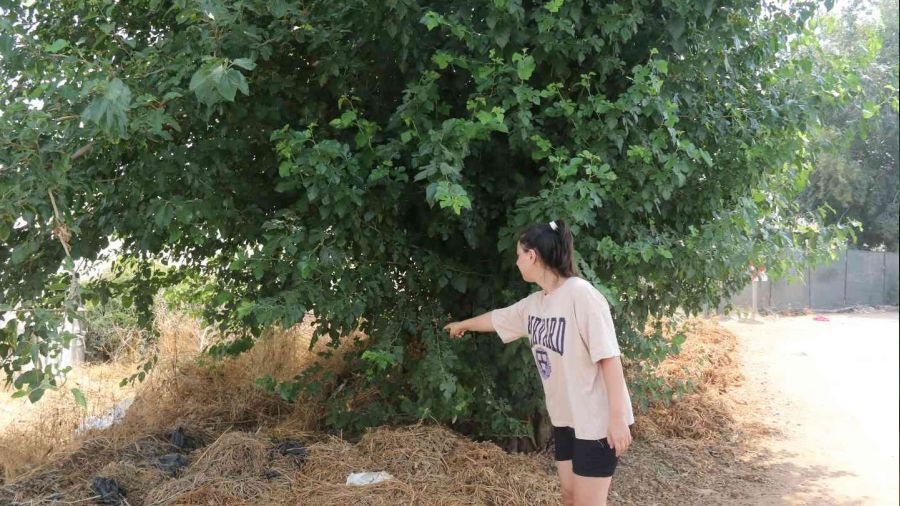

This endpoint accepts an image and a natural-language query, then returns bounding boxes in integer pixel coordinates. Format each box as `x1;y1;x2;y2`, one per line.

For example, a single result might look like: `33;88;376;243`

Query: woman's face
515;242;539;282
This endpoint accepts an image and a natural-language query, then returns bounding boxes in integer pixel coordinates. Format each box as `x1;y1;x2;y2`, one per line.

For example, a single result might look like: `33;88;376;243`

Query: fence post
751;279;758;320
807;264;812;309
843;253;849;307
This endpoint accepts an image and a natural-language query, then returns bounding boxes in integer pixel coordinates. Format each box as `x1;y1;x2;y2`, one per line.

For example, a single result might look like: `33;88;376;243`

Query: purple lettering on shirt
527;315;566;356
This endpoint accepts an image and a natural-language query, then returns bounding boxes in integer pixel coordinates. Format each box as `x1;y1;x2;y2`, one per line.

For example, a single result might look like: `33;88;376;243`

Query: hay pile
293;425;558;505
115;312;346;440
1;424;559;506
0;309;349;484
634;319;744;440
2;315;756;505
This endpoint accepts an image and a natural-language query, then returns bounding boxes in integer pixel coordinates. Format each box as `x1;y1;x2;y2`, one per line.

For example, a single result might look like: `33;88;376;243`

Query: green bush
81;297;150;362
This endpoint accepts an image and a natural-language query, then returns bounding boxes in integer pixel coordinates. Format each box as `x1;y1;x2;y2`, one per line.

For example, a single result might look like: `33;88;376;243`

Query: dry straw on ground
0;308;346;483
632;318;744;441
0;360;136;480
291;425;560;506
2;315;755;505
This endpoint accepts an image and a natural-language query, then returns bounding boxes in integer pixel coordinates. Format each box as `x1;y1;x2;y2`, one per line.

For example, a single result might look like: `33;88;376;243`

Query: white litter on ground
75;397;134;434
345;471;394;486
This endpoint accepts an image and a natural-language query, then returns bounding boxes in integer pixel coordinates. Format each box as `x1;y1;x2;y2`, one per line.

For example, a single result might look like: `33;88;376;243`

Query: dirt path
721;311;899;505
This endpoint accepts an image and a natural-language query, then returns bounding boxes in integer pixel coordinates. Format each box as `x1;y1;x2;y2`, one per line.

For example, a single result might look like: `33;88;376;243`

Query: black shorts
553;426;618;478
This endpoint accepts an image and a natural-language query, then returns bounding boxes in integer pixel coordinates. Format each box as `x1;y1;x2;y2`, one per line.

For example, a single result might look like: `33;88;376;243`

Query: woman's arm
599;355;632;456
444;312;495;338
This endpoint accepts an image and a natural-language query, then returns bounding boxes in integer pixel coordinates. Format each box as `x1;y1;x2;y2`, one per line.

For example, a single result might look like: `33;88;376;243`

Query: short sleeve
491;297;530;344
573;283;620;362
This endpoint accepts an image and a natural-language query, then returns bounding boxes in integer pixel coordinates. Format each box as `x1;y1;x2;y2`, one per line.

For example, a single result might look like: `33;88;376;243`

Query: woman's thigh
556;460;576;505
573;474;612;506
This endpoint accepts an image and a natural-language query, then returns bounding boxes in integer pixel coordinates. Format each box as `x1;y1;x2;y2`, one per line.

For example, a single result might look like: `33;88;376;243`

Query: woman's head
515;219;576;282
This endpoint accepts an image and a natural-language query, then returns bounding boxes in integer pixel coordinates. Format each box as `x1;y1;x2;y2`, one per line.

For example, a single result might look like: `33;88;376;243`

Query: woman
444;220;634;506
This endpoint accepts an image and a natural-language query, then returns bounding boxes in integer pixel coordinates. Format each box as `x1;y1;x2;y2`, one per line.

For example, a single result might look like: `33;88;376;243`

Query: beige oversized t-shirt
491;277;635;440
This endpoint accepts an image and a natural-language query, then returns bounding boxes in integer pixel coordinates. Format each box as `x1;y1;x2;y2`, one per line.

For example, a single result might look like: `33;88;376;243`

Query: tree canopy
800;0;899;251
1;0;853;438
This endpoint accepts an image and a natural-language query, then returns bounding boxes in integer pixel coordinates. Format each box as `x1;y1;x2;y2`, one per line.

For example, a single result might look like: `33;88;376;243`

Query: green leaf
545;0;564;13
215;68;248;102
232;58;257;71
0;219;11;242
45;39;68;53
14;369;40;389
450;275;467;293
432;51;453;70
190;62;245;105
154;203;173;227
861;101;878;119
190;65;215;96
81;78;132;138
279;161;293;177
269;0;289;17
654;59;668;75
340;109;357;126
493;27;510;48
71;388;87;408
667;17;685;41
237;300;255;318
421;11;441;31
28;387;45;403
255;375;277;393
515;54;536;81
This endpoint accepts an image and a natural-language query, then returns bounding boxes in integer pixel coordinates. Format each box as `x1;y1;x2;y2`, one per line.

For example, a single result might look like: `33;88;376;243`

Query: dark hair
519;219;577;278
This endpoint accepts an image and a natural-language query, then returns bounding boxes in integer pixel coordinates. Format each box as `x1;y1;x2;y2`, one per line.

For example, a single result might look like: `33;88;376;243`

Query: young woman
444;220;634;506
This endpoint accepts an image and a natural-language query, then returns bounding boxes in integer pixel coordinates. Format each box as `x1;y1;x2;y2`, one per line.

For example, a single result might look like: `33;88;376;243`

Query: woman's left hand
606;418;632;457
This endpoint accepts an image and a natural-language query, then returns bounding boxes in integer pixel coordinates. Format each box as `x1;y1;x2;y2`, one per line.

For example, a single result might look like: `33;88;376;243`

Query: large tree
800;0;899;251
1;0;849;439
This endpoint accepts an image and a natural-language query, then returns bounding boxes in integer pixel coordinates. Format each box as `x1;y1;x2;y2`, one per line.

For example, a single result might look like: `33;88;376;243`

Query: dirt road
722;311;899;505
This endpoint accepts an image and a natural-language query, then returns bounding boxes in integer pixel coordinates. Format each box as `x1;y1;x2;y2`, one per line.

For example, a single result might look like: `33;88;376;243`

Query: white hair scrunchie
549;221;558;231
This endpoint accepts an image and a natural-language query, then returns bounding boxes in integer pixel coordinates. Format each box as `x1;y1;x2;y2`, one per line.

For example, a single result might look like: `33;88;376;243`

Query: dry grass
0;307;356;485
0;360;137;480
291;424;560;505
143;431;281;506
2;423;560;506
106;307;359;442
96;461;168;504
1;314;761;505
633;319;745;441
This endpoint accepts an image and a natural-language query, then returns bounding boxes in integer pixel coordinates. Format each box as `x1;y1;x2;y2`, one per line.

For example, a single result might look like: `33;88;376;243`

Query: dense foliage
799;0;899;251
1;0;852;439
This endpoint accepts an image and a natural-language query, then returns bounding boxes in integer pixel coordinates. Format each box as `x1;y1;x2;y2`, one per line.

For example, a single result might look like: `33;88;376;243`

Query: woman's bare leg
573;474;612;506
556;460;576;506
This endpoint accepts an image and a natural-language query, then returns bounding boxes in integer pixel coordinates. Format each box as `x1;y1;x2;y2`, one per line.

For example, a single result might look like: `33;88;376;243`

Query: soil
719;311;899;506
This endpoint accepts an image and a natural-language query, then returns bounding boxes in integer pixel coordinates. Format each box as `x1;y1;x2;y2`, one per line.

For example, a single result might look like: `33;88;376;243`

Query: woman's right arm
444;312;495;338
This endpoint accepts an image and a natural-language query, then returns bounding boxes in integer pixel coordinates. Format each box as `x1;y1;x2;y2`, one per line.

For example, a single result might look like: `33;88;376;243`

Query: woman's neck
538;272;568;295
